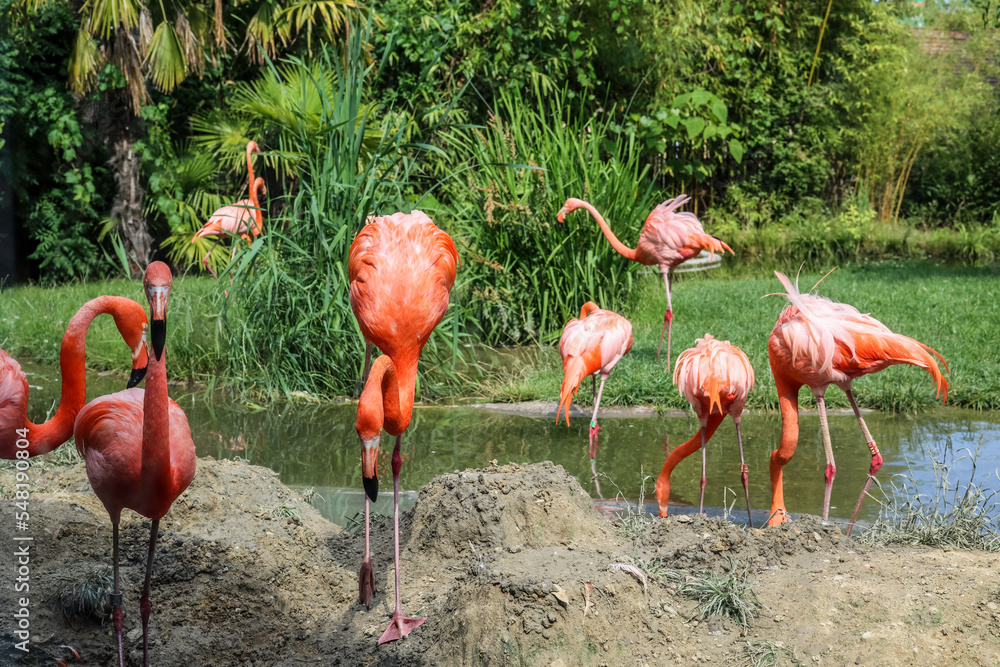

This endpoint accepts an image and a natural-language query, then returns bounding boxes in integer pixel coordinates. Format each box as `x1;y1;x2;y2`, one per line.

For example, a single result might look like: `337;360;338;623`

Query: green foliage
445;86;656;344
677;559;762;631
221;24;436;398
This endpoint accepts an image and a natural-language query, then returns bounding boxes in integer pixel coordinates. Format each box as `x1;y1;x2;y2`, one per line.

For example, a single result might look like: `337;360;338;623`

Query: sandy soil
2;458;998;666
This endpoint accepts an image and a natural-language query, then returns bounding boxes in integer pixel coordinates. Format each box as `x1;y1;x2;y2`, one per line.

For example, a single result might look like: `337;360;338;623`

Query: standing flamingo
74;262;196;667
555;302;633;489
192;141;266;280
557;195;733;371
654;334;755;525
350;211;458;644
766;271;948;534
1;297;148;458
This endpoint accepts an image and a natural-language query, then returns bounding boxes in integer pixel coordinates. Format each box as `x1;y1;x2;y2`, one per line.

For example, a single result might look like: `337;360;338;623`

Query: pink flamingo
192;141;266;281
556;301;633;488
557;195;733;371
74;262;196;667
655;334;755;524
350;211;458;643
767;271;948;534
1;297;148;458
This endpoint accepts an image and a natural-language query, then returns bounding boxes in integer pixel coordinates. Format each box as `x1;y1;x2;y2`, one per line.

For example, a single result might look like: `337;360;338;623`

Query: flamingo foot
359;558;375;608
588;422;600;460
767;508;788;527
698;474;707;514
377;613;426;644
822;462;836;522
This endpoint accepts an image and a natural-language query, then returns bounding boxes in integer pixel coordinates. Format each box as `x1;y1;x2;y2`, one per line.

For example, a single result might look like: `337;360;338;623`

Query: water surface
20;361;1000;528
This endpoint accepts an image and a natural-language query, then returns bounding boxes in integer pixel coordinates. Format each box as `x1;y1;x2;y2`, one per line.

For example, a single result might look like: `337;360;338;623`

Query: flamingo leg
698;426;708;514
111;521;124;667
654;416;724;517
139;519;159;667
378;435;425;644
588;374;608;498
845;388;882;537
735;419;753;527
768;376;802;526
656;268;674;369
814;391;837;522
359;494;375;607
201;237;222;281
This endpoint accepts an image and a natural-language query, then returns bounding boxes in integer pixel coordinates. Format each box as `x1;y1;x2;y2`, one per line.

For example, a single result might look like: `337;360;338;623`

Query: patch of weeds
859;442;1000;552
297;487;323;505
259;502;299;518
742;639;789;667
344;510;390;535
634;556;683;582
49;565;116;622
678;558;762;630
604;470;653;539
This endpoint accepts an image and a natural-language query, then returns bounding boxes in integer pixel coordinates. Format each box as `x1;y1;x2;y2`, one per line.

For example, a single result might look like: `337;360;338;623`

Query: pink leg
378;436;426;644
359;494;375;607
140;519;159;667
845;389;883;537
111;521;124;667
657;268;674;370
698;427;707;514
202;244;220;281
815;392;836;522
735;419;753;527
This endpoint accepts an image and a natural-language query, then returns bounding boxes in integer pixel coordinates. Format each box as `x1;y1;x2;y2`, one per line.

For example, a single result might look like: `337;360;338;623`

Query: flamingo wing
348;211;458;355
675;335;755;419
638;196;733;266
193;200;256;239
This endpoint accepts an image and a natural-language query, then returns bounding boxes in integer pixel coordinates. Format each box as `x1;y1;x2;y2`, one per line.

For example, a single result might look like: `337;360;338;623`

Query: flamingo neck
578;201;638;261
249;180;263;236
26;296;126;455
141;331;171;491
246;146;256;194
356;353;418;439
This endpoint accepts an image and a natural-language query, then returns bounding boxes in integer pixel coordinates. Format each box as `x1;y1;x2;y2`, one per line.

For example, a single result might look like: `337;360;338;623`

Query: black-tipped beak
151;319;166;361
363;475;378;503
127;365;147;389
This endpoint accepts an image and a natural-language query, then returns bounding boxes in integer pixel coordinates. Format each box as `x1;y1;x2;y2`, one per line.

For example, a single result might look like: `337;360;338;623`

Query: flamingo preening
349;210;458;644
556;302;633;490
557;195;732;371
74;262;196;667
192;141;266;281
1;297;148;458
654;334;755;525
766;271;948;534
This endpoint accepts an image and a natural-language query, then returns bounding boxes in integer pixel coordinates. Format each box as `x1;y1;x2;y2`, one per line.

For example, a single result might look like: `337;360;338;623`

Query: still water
21;362;1000;528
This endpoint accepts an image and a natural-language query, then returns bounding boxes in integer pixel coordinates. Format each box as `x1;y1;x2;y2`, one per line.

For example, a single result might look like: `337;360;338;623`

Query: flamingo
766;270;948;534
192;141;266;281
349;210;458;644
1;297;148;458
654;334;755;525
555;301;633;490
74;262;196;667
557;195;733;371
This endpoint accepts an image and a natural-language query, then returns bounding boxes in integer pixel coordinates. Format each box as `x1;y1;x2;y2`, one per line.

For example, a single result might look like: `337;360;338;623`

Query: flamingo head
360;434;380;502
143;261;173;360
114;300;149;389
253;176;267;197
556;198;585;225
246;140;260;156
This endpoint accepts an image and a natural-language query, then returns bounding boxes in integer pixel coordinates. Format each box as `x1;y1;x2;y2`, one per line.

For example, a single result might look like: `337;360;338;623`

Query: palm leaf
83;0;141;38
68;28;102;94
146;20;187;92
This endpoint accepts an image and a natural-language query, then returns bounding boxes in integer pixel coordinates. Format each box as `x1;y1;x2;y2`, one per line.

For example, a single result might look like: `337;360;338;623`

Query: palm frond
146;19;187;92
112;27;148;112
83;0;141;38
175;13;204;78
68;28;103;95
245;1;281;64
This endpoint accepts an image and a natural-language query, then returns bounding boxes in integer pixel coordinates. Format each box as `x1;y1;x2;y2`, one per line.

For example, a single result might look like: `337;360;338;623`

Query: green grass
474;261;1000;412
677;559;763;631
0;275;225;382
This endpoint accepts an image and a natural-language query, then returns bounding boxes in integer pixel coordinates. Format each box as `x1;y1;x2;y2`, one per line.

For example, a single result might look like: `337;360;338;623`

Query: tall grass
444;87;658;344
220;20;463;398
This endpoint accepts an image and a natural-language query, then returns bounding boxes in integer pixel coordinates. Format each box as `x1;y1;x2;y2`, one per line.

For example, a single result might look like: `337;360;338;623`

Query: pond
20;361;1000;529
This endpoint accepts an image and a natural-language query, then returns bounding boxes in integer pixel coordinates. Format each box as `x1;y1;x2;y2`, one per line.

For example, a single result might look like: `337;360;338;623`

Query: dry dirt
2;458;999;667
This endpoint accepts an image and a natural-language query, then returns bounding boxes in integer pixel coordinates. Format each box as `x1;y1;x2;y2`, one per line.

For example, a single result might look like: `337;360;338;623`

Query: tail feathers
854;332;950;404
691;232;733;259
556;357;589;426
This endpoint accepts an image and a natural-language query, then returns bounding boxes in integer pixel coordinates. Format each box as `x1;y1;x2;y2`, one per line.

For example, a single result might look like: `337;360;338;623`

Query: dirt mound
3;458;998;666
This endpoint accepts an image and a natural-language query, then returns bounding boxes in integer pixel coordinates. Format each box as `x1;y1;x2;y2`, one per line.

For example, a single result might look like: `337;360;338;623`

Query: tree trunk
109;134;151;278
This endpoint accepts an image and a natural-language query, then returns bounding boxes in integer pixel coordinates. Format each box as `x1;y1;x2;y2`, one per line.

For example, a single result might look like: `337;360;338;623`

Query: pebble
861;631;874;641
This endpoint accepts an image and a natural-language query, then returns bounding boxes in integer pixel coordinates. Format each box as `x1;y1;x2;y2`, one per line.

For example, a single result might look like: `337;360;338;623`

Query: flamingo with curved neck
0;296;148;458
558;196;733;371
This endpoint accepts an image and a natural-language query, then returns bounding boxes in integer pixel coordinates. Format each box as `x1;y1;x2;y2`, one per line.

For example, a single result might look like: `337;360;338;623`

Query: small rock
861;631;874;641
